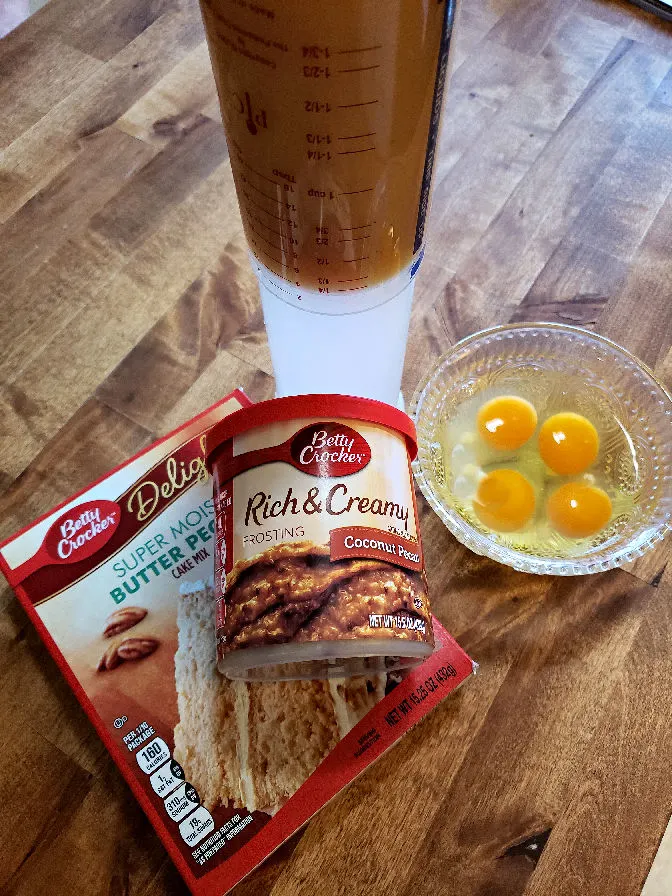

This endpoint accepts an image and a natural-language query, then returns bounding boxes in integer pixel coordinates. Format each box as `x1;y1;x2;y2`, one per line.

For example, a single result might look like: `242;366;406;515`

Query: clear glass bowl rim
410;321;672;576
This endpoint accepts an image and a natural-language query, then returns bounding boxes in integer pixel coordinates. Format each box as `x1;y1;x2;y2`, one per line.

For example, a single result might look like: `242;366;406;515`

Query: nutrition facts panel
114;715;263;875
134;733;215;848
200;0;455;295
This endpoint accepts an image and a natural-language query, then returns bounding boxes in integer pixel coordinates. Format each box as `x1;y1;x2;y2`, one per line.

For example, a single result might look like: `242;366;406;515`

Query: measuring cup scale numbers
200;0;455;294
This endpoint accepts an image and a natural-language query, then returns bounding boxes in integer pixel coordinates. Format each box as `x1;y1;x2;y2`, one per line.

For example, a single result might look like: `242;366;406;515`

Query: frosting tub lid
205;394;418;471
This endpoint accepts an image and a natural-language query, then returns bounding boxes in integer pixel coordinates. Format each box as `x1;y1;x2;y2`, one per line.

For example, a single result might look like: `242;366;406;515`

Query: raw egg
538;412;599;475
473;469;536;532
547;482;612;538
477;396;538;451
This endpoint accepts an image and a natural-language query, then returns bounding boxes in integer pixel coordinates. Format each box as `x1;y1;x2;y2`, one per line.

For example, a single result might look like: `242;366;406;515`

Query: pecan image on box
222;541;433;650
97;635;159;672
103;606;147;638
97;642;123;672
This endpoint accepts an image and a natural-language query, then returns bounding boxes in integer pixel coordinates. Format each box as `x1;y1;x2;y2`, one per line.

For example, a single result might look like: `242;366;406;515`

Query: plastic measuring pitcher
199;0;458;402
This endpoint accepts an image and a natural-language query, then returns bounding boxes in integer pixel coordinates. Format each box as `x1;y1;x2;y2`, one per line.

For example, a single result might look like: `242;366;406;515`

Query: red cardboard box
0;390;475;896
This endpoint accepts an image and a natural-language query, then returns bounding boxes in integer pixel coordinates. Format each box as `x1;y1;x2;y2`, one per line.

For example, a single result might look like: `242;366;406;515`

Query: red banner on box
7;432;211;605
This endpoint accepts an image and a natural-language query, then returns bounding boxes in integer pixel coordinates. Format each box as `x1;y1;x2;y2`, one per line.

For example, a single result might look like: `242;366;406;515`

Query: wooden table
1;0;671;893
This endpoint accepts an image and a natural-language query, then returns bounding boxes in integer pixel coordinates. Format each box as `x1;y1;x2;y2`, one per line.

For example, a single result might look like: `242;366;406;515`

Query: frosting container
205;394;435;680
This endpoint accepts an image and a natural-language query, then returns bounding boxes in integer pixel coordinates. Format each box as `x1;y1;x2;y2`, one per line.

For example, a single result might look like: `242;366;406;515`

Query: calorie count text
134;735;172;774
140;737;165;761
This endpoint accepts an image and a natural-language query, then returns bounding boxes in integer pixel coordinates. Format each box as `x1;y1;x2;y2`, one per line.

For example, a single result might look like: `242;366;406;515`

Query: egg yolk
547;483;612;538
477;396;538;451
473;469;536;532
538;412;599;475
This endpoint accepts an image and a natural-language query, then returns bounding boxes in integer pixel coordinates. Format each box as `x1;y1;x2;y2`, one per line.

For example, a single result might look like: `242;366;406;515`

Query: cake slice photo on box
174;575;387;815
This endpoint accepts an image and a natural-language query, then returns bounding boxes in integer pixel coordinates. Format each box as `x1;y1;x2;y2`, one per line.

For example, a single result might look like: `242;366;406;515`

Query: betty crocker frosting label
290;422;372;475
209;412;434;666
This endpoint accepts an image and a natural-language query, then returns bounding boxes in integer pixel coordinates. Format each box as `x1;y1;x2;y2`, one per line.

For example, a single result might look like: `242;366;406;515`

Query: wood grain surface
1;0;671;894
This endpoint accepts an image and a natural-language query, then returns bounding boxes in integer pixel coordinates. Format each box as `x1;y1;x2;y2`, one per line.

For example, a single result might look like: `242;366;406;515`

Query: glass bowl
410;323;672;575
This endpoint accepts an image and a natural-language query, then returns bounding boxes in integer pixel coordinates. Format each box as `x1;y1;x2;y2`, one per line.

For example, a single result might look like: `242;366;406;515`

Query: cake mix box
0;389;475;896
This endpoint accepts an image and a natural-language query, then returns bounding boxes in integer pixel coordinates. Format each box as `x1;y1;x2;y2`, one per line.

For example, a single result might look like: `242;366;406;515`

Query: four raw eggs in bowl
445;393;614;542
412;323;672;575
